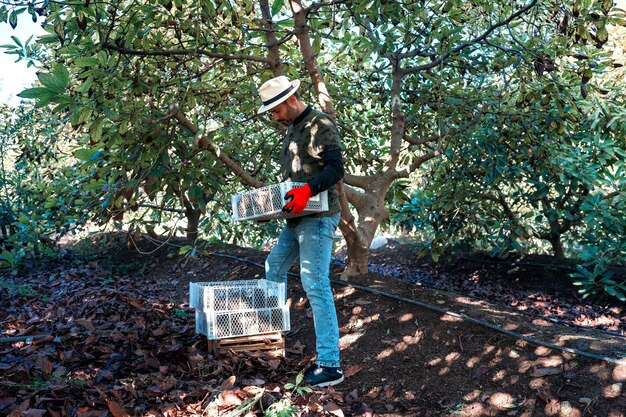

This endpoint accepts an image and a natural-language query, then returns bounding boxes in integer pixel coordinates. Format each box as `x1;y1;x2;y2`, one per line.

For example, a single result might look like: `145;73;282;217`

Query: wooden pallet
208;332;285;357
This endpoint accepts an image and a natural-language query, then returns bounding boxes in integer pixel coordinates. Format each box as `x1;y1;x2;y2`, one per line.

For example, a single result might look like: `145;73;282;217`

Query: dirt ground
1;233;625;417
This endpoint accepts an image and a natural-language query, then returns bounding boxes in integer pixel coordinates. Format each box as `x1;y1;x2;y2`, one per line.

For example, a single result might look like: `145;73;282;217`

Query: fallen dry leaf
8;399;30;417
324;401;345;417
106;400;130;417
221;375;237;390
75;318;95;332
344;364;363;378
365;387;381;399
218;390;243;408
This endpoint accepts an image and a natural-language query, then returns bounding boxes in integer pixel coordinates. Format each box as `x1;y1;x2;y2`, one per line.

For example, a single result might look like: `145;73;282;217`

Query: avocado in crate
231;182;328;221
189;279;290;340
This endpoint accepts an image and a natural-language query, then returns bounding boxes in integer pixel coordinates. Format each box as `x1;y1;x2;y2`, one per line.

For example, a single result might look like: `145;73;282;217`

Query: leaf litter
0;264;343;416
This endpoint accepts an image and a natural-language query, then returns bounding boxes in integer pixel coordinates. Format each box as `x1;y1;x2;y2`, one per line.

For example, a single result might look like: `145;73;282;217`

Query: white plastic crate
189;279;290;340
195;306;290;339
231;182;328;221
189;279;284;310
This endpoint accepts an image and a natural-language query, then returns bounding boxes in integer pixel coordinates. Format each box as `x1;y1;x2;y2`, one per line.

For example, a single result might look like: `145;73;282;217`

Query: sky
0;13;45;105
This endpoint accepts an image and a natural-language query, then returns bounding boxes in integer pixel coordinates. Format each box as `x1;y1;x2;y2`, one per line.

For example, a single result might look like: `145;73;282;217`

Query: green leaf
53;64;70;89
89;117;105;141
37;66;69;94
74;148;99;161
9;9;18;29
18;87;53;100
10;35;22;48
75;57;100;67
179;245;193;255
271;0;284;17
76;76;94;94
597;26;608;43
605;286;618;297
295;372;304;385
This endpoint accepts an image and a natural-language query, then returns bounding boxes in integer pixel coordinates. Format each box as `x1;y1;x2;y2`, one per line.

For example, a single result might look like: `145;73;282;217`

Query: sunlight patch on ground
613;364;626;381
589;340;621;351
491;369;507;382
439;313;464;323
528;377;548;389
398;313;414;322
518;355;563;373
482;345;497;355
590;363;611;381
334;286;356;300
445;352;461;363
458;401;485;416
487;392;514;411
376;330;423;360
462;389;482;401
466;356;480;367
454;296;487;306
534;345;553;356
339;332;363;349
603;382;623;398
508;349;521;359
347;313;380;331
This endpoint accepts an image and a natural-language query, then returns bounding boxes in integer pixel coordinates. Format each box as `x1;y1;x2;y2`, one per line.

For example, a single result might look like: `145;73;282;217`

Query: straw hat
257;76;301;114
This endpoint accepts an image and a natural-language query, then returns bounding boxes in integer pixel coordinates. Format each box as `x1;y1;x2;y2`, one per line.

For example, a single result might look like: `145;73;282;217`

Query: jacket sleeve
307;149;344;195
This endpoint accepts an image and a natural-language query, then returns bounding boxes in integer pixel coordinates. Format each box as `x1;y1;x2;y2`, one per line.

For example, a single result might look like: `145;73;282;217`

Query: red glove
283;184;312;215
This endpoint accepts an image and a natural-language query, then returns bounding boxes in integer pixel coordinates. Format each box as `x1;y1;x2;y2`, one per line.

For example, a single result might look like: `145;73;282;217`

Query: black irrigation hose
330;258;626;340
210;252;626;366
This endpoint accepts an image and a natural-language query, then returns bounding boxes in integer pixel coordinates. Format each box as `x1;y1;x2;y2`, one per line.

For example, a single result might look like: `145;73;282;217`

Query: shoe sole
312;375;344;388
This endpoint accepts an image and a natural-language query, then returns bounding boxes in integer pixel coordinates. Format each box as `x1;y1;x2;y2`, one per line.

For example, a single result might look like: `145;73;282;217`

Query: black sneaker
303;364;344;387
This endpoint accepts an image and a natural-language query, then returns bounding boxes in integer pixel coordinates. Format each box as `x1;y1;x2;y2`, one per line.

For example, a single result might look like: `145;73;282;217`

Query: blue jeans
265;214;341;368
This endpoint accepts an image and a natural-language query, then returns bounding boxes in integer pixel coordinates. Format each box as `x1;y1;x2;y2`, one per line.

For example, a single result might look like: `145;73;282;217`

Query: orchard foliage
1;0;625;296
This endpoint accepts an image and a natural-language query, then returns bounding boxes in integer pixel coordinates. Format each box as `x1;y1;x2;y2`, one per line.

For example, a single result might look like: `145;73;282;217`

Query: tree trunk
260;0;284;76
183;200;201;242
549;234;565;260
338;177;391;280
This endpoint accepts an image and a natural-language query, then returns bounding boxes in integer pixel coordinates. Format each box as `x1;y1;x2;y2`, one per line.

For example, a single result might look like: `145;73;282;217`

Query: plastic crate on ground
190;279;290;340
189;279;286;310
231;181;328;221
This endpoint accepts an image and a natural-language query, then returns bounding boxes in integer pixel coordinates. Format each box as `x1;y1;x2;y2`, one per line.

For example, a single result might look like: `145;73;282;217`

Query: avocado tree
2;0;624;279
392;4;626;263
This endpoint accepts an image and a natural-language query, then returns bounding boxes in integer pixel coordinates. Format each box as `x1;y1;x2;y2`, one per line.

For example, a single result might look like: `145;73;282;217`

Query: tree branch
259;0;284;76
401;0;539;75
169;106;264;189
290;0;336;118
393;149;442;180
101;42;271;63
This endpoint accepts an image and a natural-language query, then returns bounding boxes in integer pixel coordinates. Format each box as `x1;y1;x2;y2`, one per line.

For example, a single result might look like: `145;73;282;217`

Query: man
257;75;344;387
